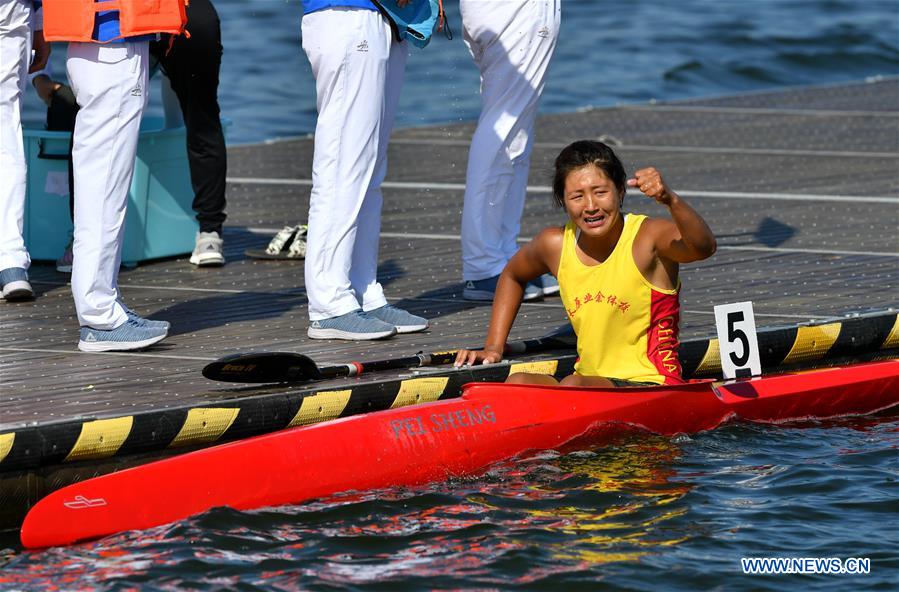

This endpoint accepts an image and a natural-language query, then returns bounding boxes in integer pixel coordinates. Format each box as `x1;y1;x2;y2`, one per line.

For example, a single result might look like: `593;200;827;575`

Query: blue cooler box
23;117;198;267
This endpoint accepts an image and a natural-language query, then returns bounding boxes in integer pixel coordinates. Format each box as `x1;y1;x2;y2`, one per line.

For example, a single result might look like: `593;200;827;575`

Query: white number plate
714;301;762;379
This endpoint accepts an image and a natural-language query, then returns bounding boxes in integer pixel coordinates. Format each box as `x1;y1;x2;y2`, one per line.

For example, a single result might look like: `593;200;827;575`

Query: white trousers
302;8;407;321
460;0;560;281
67;41;148;329
0;0;32;271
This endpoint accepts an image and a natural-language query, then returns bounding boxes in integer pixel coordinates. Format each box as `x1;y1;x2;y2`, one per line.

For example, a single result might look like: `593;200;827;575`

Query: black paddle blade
202;352;323;383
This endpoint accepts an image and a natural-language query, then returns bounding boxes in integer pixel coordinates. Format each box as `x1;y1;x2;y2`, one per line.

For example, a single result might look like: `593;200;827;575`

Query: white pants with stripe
67;41;148;329
302;8;407;321
460;0;560;281
0;0;32;271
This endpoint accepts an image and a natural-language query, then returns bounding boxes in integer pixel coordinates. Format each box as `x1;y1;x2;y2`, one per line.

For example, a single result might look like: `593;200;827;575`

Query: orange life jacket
42;0;188;43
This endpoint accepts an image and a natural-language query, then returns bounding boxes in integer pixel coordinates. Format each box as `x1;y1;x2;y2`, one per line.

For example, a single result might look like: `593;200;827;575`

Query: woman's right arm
454;227;563;366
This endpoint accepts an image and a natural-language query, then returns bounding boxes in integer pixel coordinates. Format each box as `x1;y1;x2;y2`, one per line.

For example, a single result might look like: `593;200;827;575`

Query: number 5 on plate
714;302;762;379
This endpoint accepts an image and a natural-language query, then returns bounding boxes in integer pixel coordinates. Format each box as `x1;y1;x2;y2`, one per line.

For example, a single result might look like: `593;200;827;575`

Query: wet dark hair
552;140;627;208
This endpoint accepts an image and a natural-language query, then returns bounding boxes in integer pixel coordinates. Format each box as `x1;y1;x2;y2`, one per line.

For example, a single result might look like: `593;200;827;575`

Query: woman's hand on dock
454;348;504;367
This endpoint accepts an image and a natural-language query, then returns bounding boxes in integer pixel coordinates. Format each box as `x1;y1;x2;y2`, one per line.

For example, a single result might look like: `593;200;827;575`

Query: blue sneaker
78;317;168;352
536;273;560;296
0;267;34;301
120;302;170;331
308;309;397;340
463;274;543;302
368;304;429;334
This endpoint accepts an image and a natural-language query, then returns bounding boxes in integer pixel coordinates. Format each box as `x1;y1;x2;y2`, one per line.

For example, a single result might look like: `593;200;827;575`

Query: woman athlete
454;140;716;387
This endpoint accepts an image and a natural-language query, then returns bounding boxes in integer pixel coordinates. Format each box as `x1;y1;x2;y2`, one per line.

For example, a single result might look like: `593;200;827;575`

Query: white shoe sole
541;285;560;296
2;280;34;301
395;323;429;334
190;252;225;266
307;327;396;340
78;332;167;352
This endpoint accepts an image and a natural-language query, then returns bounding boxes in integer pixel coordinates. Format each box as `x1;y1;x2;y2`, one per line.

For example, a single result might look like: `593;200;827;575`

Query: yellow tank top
557;214;683;385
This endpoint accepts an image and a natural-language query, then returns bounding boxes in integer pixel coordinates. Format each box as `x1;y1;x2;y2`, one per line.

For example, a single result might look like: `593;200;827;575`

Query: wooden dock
1;78;897;529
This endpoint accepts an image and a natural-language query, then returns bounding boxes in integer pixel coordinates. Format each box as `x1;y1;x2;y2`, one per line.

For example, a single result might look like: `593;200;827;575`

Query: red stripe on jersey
647;290;683;385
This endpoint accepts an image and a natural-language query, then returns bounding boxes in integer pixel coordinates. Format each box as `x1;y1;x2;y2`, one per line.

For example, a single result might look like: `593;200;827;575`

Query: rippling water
1;414;897;590
20;0;899;144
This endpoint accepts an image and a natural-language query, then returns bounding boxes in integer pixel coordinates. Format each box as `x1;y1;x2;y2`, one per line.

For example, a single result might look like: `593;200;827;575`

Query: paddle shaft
311;352;452;380
319;335;572;379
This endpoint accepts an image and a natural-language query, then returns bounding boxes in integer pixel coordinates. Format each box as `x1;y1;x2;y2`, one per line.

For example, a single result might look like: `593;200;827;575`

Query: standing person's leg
500;0;560;296
354;39;427;333
0;0;34;300
159;0;228;267
302;7;395;340
67;41;167;351
459;0;559;301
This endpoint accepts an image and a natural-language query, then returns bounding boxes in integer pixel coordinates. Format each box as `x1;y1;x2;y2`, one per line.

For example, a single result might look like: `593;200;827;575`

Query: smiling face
562;164;625;239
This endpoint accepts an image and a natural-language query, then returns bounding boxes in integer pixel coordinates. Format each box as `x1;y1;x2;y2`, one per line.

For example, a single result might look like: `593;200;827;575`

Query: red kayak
20;358;899;548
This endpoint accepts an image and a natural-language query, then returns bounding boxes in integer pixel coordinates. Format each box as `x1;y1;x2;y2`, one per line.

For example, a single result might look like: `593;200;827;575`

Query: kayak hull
20;359;899;548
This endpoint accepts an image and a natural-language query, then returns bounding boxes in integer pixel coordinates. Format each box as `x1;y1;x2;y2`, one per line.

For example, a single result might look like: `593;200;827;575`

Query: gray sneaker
462;274;543;302
308;310;397;340
120;302;170;331
190;231;225;267
0;267;34;301
78;317;168;352
536;273;560;296
368;304;428;334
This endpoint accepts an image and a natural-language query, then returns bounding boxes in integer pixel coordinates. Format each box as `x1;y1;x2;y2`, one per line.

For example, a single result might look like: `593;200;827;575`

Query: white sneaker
190;231;225;267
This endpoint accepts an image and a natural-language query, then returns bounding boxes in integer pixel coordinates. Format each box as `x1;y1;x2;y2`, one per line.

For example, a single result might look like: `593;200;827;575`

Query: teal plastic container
23;117;205;266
